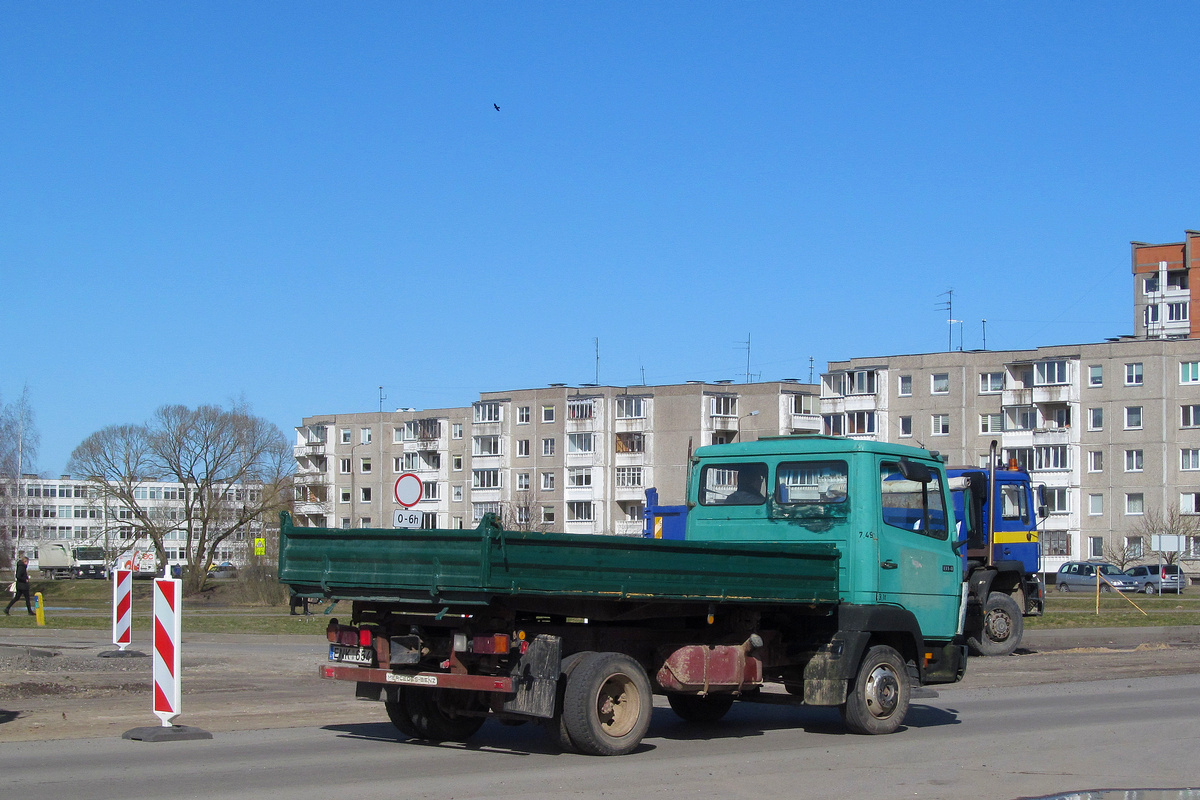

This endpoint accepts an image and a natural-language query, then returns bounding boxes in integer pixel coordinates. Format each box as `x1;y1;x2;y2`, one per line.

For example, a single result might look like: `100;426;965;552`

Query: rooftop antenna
594;338;600;385
378;386;386;413
742;333;752;383
937;289;955;351
640;366;646;386
982;319;987;351
808;356;815;384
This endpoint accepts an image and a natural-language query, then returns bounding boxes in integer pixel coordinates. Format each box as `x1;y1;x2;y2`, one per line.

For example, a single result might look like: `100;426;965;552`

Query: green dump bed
278;513;840;607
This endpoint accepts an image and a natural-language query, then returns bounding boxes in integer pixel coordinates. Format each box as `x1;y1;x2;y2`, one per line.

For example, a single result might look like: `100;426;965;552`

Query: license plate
329;644;374;665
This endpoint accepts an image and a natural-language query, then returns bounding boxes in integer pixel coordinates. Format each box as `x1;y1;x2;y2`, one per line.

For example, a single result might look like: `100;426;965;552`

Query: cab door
875;458;963;640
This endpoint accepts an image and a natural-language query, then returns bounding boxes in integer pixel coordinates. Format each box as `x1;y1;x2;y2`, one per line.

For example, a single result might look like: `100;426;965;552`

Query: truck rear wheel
667;693;735;723
968;592;1024;657
402;689;486;742
384;688;422;739
562;652;652;756
545;651;594;752
840;645;909;735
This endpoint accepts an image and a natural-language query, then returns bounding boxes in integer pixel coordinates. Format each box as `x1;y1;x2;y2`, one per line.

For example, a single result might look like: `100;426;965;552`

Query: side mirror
898;457;932;484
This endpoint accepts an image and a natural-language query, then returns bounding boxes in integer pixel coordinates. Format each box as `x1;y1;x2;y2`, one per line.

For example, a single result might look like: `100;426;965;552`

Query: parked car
1055;561;1138;593
207;562;238;580
1123;564;1187;594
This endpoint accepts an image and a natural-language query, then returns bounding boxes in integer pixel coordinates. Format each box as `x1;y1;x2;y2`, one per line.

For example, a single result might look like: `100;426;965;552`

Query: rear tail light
359;628;373;647
471;634;510;654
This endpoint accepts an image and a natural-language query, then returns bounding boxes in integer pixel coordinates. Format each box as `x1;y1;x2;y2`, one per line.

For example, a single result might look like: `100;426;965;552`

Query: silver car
1055;561;1138;593
1123;564;1186;594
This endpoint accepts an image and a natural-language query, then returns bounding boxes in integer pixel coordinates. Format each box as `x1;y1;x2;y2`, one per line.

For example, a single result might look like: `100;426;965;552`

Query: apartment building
1;476;252;569
293;380;821;535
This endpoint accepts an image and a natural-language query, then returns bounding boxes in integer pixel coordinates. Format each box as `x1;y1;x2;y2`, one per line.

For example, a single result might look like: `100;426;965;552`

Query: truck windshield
699;463;768;506
73;547;106;561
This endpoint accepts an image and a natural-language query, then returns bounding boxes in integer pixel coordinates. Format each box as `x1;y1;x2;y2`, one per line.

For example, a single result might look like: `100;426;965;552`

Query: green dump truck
279;436;968;756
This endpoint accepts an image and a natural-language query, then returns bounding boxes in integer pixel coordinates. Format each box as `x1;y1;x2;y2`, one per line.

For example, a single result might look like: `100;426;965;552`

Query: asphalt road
2;626;1199;799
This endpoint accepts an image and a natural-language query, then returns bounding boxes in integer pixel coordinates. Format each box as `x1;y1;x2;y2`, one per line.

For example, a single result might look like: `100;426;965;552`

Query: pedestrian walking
5;555;34;616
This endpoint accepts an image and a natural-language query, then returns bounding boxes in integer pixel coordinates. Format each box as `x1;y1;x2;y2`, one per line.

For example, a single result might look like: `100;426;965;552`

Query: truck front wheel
840;645;910;735
667;693;735;723
563;652;652;756
968;592;1024;657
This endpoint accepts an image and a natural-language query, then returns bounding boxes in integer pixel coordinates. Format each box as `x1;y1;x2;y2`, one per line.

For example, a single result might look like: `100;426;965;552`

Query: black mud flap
501;634;562;719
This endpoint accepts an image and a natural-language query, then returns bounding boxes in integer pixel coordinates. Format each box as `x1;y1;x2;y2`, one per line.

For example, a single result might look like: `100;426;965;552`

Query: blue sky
3;3;1199;475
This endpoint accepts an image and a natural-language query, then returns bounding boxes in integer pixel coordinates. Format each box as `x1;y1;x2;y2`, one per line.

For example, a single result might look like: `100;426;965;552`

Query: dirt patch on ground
2;626;1198;743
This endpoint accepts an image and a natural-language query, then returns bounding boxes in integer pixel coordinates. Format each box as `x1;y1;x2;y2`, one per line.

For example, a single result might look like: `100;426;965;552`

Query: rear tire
667;693;735;723
1144;583;1158;595
967;592;1024;657
403;689;487;742
840;645;909;735
562;652;652;756
384;688;422;739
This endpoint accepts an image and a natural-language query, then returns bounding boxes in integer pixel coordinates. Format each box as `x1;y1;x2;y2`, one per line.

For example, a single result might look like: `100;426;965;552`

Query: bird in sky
494;104;500;111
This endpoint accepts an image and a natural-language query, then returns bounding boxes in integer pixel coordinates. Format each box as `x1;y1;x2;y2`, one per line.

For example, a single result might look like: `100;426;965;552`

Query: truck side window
699;463;768;506
879;461;949;540
999;484;1029;523
776;461;848;505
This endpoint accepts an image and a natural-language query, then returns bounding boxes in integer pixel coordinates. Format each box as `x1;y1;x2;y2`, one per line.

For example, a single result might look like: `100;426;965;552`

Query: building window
1168;301;1189;322
899;416;912;437
1045;530;1070;557
567;433;595;453
1125;493;1145;516
516;472;530;490
1146;305;1160;326
472;502;501;522
1045;487;1069;514
931;414;950;436
1088;365;1103;387
1181;362;1200;385
541;472;555;491
1125;363;1143;387
472;435;501;456
1125;406;1143;430
340;489;351;504
360;458;371;474
568;399;594;420
616;396;646;419
1047;406;1070;429
791;394;815;414
567;468;592;488
423;481;439;501
393;427;404;444
615;466;643;488
1005;448;1033;472
1006;406;1036;431
979;373;1004;393
847;411;875;435
1182;493;1200;515
1035;361;1068;386
518;406;531;424
1124;449;1143;473
542;506;555;524
1088;408;1103;431
567;501;594;522
1182;449;1200;471
1089;537;1104;558
472;469;501;489
711;396;738;417
340;428;351;444
1088;450;1103;473
1183;405;1200;428
823;415;844;436
542;405;555;423
452;454;463;471
1034;445;1068;471
931;374;950;394
1127;536;1145;559
360;487;372;502
542;438;556;457
1088;494;1104;516
1145;275;1160;294
844;370;877;395
615;432;645;453
980;413;1003;434
339;458;351;474
452;484;463;502
517;439;530;457
898;376;912;397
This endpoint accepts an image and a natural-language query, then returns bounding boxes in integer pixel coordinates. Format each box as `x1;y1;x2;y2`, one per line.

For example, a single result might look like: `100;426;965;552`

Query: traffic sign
394;472;423;507
393;509;421;529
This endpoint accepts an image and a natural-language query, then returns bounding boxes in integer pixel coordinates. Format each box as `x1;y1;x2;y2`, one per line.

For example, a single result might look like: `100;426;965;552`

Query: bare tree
1127;505;1200;565
0;387;40;570
1102;540;1141;572
68;403;294;595
502;490;552;533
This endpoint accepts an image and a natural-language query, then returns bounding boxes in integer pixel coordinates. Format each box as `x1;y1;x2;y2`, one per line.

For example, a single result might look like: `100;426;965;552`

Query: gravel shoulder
2;625;1198;743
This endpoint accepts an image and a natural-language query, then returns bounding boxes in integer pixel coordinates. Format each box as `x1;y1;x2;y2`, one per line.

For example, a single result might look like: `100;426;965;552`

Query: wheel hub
984;609;1013;642
863;664;900;719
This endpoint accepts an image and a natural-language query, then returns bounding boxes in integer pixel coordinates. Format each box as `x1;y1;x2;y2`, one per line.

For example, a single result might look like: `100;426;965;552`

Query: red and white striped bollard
112;569;132;652
152;577;182;727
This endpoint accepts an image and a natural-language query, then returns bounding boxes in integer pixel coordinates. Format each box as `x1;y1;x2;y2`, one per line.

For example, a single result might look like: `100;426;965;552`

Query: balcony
1032;428;1071;446
294;443;326;458
789;413;822;433
613;520;644;537
1032;385;1071;404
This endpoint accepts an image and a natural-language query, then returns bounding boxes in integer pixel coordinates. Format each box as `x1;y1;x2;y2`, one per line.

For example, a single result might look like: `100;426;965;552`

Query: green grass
5;578;1200;635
